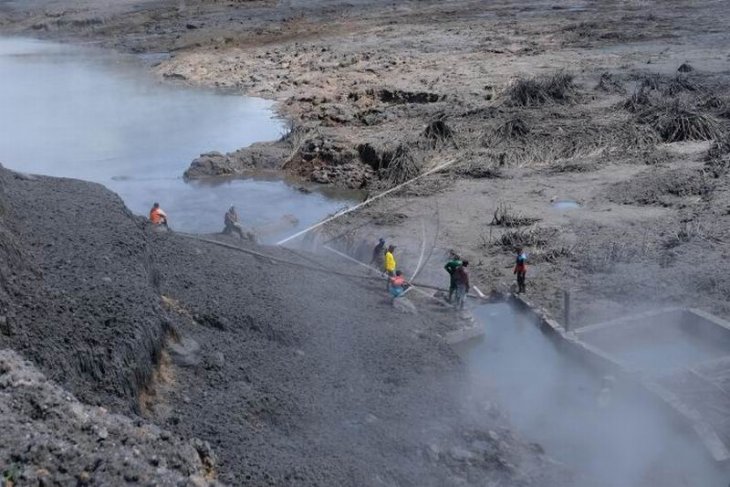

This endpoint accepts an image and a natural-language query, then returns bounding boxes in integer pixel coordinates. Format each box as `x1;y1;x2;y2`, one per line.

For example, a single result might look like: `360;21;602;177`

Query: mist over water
0;37;357;241
458;303;727;487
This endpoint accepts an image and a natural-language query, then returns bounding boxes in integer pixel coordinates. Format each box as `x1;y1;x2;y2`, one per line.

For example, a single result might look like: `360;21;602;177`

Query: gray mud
0;349;216;486
0;167;567;485
0;168;168;413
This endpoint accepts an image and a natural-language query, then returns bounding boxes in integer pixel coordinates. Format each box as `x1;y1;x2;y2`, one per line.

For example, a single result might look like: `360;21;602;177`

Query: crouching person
223;205;245;239
388;270;410;298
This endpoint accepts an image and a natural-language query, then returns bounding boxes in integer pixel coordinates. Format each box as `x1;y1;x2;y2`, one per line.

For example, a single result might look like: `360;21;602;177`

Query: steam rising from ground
458;303;727;487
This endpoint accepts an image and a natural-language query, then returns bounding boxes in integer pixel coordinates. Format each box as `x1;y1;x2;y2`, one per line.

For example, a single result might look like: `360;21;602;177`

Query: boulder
167;337;202;368
184;142;290;179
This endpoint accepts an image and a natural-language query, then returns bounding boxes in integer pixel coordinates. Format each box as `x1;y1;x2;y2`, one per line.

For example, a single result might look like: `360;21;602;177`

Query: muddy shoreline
2;0;728;324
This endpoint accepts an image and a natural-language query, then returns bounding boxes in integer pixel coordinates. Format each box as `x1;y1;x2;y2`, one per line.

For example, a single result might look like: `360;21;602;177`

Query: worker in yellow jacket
384;245;396;276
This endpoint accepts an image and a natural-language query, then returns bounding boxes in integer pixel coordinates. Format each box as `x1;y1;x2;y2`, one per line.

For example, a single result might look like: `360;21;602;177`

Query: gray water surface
0;38;357;241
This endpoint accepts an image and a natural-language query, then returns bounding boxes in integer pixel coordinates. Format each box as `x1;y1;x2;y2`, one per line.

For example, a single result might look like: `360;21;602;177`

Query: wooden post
563;289;571;331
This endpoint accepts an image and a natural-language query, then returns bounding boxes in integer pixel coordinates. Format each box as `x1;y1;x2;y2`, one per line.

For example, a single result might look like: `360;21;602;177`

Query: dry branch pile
384;144;422;185
637;101;722;142
491;202;540;227
506;72;577;107
492;225;558;251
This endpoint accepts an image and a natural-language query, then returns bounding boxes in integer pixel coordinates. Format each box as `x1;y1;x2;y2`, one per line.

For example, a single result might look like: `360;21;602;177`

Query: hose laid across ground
175;231;483;299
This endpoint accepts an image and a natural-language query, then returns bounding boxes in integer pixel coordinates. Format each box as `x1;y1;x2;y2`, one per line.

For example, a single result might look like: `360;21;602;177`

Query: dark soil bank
0;168;168;413
0;166;566;485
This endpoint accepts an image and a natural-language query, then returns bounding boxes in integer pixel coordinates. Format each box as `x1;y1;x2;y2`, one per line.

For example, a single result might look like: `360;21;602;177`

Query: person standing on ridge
149;202;168;227
223;205;245;239
514;247;527;293
384;244;397;277
371;238;386;269
453;261;470;310
444;254;463;303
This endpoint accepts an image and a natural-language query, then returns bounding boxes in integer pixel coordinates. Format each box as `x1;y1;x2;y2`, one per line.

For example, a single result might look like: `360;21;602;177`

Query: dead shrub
491;202;540;227
422;116;454;148
383;144;421;185
637;101;722;142
493;225;558;251
506;72;576;107
483;118;656;168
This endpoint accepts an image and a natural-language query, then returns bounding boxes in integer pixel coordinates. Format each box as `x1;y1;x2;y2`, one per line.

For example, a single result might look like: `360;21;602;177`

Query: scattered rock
0;350;213;485
167;337;202;368
206;351;225;370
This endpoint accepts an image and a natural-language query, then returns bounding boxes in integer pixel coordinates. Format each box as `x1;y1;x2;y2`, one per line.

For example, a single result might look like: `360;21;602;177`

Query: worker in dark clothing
371;238;386;268
453;261;470;310
223;205;245;239
514;247;527;293
444;255;463;303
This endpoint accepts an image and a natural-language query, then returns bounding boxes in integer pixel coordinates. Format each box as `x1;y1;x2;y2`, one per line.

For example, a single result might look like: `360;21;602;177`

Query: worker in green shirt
444;255;463;303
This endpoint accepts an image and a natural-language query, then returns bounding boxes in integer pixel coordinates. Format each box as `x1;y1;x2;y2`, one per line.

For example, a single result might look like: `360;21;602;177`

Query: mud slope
147;233;567;486
0;167;567;484
0;167;169;413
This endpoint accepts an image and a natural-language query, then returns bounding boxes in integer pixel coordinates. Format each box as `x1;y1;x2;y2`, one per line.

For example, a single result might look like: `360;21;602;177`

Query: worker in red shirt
514;247;527;293
453;261;470;310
